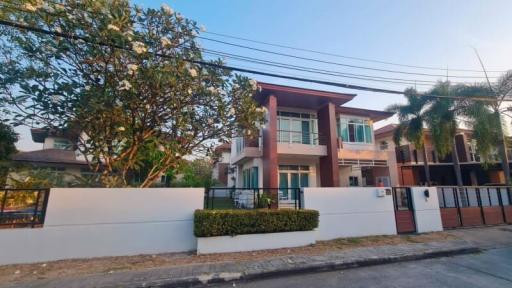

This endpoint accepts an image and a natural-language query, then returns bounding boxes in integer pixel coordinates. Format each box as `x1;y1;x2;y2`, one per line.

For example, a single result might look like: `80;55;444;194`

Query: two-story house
9;128;91;186
229;82;394;204
375;124;510;186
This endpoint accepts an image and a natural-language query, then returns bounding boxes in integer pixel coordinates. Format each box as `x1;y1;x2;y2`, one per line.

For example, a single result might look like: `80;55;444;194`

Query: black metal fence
0;189;50;228
437;186;511;208
205;187;302;210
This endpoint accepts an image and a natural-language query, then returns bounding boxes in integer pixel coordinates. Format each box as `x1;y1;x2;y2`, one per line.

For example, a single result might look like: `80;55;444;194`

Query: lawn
204;197;236;209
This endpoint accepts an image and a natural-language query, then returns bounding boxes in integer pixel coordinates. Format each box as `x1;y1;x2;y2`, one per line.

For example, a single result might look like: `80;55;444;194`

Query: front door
279;168;309;205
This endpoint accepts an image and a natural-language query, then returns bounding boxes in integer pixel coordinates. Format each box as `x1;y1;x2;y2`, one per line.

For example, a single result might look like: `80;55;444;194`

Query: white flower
127;64;138;75
55;4;65;11
54;26;62;33
187;88;193;94
50;94;60;103
160;36;172;47
117;126;125;132
84;85;91;91
249;79;258;90
199;25;206;32
131;41;147;54
24;3;37;12
207;87;217;93
107;24;120;31
161;3;174;15
117;80;132;91
188;68;198;77
228;107;235;116
42;3;54;13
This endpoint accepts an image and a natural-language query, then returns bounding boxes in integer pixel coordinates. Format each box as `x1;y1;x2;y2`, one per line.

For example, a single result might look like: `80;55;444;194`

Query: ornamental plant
0;1;264;187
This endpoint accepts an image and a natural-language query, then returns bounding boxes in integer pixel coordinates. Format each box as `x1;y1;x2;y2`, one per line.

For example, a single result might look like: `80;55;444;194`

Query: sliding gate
437;186;512;229
392;187;416;233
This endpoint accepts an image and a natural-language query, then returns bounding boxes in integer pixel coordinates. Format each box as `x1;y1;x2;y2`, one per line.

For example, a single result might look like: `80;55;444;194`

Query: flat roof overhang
336;107;394;122
254;82;356;110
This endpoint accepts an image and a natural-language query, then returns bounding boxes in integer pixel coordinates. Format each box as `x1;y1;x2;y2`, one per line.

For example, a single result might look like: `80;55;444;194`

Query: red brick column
262;94;278;189
318;102;340;187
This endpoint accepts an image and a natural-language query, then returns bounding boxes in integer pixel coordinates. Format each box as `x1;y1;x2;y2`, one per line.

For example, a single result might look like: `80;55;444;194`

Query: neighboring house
229;82;395;199
9;128;91;186
211;143;234;187
375;124;509;186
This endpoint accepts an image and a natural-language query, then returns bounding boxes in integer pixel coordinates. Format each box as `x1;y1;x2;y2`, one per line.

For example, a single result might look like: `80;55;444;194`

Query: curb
137;246;481;288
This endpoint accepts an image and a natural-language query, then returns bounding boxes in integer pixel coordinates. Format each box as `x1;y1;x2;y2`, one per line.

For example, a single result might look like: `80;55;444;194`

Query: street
213;231;512;288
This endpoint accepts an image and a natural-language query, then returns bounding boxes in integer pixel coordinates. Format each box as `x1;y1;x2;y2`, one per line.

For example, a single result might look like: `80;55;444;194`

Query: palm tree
459;71;512;184
387;88;432;186
424;81;463;187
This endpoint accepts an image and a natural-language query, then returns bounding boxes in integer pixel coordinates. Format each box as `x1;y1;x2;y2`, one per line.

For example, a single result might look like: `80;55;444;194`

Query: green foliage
194;209;319;237
171;158;216;187
256;192;274;209
0;0;264;187
7;167;67;189
0;120;18;161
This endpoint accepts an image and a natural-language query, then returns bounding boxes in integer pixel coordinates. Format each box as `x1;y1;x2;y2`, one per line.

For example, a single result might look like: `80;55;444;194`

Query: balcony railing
278;130;327;145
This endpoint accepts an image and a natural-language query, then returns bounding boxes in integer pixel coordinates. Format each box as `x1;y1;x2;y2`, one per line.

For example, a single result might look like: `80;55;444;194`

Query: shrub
194;209;319;237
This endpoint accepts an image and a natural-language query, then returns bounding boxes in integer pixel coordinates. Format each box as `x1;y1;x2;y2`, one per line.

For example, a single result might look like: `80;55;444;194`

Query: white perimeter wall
303;187;397;240
410;187;443;233
0;188;203;265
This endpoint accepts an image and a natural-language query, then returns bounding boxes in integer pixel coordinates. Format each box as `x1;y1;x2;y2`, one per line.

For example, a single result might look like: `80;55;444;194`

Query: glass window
338;117;373;144
53;139;72;150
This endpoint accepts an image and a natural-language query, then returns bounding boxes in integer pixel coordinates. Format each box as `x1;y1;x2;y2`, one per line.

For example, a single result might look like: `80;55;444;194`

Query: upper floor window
53;139;73;150
338;118;373;144
277;111;318;145
379;141;389;150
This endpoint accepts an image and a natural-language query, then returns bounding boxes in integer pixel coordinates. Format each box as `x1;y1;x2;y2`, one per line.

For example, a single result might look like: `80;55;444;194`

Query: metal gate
437;186;512;229
392;187;416;233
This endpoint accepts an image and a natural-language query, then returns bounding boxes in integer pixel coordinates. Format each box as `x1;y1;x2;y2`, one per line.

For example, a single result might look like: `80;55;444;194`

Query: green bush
194;209;319;237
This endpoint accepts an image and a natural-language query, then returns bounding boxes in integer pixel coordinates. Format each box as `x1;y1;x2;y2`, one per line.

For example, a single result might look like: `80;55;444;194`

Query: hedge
194;209;319;237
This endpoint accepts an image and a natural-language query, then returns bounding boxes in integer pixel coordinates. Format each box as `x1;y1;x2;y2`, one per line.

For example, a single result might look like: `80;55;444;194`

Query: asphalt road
212;246;512;288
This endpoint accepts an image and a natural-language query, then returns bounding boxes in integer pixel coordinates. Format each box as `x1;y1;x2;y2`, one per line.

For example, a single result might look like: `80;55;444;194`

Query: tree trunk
421;146;432;186
451;138;464;187
495;111;511;185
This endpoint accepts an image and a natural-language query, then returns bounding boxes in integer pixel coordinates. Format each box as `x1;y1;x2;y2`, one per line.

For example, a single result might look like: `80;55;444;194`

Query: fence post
454;187;463;226
211;188;215;209
476;187;486;225
31;190;42;228
0;189;7;218
298;188;303;209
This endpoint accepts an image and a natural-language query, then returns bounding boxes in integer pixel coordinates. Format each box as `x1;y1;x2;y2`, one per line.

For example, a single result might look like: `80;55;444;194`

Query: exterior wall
197;230;316;254
410;187;443;233
262;94;278;189
318;103;340;186
0;188;203;265
339;166;363;187
303;187;397;240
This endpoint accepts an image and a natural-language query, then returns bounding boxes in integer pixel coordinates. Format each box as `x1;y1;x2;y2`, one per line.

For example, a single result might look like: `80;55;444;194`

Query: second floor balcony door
278;116;317;145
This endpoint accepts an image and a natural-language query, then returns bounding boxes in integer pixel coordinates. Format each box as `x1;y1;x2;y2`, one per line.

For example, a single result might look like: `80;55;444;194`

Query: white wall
0;188;203;265
303;187;397;240
410;187;443;233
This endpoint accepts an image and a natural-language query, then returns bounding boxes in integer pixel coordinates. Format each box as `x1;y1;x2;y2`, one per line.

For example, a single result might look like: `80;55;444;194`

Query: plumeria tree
0;0;264;187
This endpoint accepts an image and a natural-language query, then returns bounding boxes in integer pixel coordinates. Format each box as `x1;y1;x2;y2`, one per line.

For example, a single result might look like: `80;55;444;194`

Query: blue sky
15;0;512;150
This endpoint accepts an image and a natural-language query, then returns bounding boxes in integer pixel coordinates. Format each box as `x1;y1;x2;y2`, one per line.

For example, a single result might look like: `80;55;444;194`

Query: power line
204;31;507;74
201;48;476;86
0;18;507;103
198;36;498;80
3;0;504;80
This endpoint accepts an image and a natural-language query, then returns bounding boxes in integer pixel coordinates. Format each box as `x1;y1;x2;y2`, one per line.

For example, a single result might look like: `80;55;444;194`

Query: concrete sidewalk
1;239;478;288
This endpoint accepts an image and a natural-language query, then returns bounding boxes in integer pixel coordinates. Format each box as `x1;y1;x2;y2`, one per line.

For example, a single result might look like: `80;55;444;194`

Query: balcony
277;130;327;156
338;140;389;166
231;136;262;164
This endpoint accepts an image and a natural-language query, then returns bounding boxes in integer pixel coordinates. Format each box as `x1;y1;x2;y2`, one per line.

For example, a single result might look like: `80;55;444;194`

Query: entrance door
392;187;416;233
279;170;309;205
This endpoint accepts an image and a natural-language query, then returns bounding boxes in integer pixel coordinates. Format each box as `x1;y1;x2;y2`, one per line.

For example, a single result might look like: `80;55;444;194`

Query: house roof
253;82;356;109
374;124;399;137
31;127;80;143
336;107;394;122
214;142;231;152
12;149;88;166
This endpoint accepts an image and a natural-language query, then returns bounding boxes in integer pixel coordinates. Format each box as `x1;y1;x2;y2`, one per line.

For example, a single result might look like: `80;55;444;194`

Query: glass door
279;172;289;200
